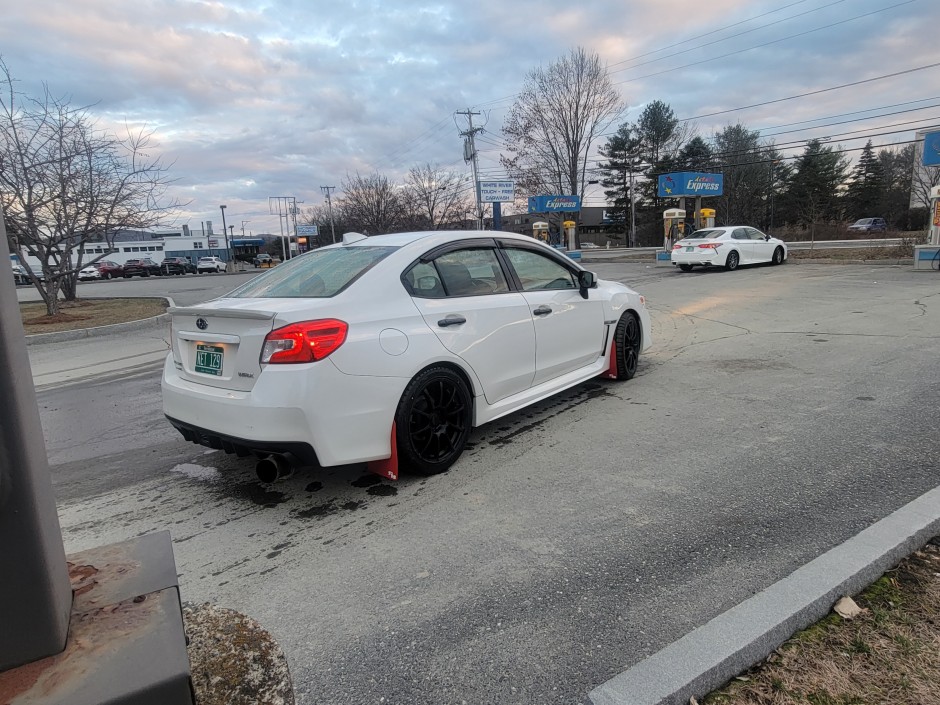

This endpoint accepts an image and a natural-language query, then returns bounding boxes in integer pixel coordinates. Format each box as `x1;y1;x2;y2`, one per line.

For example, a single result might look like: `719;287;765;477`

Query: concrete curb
588;484;940;705
24;297;175;346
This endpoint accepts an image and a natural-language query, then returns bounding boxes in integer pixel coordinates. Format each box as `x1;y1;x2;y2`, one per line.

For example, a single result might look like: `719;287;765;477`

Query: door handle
533;305;552;316
438;315;466;327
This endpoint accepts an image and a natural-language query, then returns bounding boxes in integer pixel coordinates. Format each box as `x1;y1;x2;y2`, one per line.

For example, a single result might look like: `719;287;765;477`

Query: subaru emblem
196;318;208;331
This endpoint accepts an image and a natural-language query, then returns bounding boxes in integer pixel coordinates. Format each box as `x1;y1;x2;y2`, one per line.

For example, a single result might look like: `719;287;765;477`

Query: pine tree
597;123;642;245
845;140;885;220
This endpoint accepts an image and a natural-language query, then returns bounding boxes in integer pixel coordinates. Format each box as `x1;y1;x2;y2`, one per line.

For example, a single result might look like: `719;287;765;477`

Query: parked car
162;257;197;275
78;265;102;281
253;253;274;267
848;217;887;233
196;256;226;273
163;231;651;480
123;258;162;278
11;263;29;285
671;226;787;272
79;260;124;281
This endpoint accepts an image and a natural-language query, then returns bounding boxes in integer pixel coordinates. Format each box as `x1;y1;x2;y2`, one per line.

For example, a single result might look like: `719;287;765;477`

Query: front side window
747;228;767;240
229;246;397;298
503;248;576;291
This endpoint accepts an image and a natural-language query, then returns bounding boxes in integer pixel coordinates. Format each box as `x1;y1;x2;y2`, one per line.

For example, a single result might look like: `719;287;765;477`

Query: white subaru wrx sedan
162;231;651;480
671;226;787;272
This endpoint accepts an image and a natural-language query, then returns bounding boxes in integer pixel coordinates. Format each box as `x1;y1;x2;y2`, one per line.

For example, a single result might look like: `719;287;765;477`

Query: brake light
261;319;348;364
672;243;682;250
698;242;721;249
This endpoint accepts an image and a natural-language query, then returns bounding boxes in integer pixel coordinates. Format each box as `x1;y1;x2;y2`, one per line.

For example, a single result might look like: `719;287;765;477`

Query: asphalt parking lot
27;261;940;704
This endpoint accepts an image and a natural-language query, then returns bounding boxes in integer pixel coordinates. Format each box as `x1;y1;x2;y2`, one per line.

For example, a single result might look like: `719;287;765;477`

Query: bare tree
403;163;470;230
337;172;406;235
501;47;624;200
0;59;180;315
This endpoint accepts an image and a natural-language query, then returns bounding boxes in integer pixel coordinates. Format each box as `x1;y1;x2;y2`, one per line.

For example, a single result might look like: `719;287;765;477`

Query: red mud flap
367;422;399;480
601;338;618;379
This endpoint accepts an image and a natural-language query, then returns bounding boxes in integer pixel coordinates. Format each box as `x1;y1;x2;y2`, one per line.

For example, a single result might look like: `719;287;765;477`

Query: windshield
854;219;872;225
684;229;724;239
228;246;398;298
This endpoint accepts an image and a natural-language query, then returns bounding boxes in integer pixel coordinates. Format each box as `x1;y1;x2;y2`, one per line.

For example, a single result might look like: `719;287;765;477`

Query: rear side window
229;246;397;298
403;248;510;298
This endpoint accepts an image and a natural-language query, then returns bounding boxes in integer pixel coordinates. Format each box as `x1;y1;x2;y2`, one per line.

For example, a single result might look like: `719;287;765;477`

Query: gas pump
532;221;550;243
663;208;686;250
930;185;940;246
913;185;940;270
563;220;577;251
698;208;716;229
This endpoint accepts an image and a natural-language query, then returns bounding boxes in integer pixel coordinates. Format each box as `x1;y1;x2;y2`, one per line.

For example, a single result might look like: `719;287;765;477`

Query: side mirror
765;234;771;241
578;270;597;298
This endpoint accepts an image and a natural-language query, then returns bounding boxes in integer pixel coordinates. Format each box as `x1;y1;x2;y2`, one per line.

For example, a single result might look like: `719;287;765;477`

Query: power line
610;1;916;88
679;61;940;122
609;0;849;75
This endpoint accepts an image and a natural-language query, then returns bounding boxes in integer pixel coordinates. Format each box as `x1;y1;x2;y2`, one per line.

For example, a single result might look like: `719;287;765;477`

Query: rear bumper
671;253;720;266
161;354;408;466
165;416;319;465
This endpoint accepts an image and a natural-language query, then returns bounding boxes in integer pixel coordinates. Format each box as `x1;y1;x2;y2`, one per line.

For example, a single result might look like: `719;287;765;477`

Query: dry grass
788;246;914;261
704;542;940;705
21;298;167;335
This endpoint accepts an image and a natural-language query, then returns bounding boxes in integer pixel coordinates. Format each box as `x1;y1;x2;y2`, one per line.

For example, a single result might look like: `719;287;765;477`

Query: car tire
395;366;472;476
678;264;694;272
772;247;784;265
612;312;640;381
725;251;740;271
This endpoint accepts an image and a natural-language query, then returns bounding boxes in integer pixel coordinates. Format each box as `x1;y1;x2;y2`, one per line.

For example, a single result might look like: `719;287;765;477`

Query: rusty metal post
0;211;72;669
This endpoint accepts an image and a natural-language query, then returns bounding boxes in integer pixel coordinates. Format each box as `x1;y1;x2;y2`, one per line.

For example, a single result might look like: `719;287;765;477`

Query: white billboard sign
479;180;515;203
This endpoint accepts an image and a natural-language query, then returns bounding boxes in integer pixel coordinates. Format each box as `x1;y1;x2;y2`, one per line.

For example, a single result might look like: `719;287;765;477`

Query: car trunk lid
169;301;279;392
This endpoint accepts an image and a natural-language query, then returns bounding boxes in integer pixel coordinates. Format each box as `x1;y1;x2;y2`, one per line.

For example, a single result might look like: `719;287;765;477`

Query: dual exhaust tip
255;454;294;484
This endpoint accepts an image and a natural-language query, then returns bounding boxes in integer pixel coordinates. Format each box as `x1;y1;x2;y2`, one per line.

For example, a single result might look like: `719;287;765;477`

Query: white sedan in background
671;226;787;272
163;231;651;482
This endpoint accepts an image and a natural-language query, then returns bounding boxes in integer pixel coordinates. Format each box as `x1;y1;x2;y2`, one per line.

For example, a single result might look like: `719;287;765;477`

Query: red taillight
672;243;682;250
261;319;348;364
698;242;721;249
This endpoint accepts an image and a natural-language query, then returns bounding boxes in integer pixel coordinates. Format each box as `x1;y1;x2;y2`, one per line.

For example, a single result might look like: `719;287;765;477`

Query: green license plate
195;344;223;376
686;246;694;252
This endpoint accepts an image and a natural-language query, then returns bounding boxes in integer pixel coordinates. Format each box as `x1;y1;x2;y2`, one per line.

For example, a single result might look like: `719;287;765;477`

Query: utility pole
456;109;484;230
241;220;250;237
321;186;336;243
269;196;297;260
219;204;230;268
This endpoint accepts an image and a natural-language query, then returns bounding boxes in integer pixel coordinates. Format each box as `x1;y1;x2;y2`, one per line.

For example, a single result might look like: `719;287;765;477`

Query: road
30;261;940;705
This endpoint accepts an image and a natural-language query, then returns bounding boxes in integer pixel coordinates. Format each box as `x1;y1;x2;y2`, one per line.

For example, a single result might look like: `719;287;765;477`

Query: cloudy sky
2;0;938;234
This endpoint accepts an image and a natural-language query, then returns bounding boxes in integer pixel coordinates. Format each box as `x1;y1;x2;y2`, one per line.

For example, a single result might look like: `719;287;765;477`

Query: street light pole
219;205;230;270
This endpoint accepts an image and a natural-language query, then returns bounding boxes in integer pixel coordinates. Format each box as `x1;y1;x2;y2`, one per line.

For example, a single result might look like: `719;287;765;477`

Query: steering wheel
545;277;572;289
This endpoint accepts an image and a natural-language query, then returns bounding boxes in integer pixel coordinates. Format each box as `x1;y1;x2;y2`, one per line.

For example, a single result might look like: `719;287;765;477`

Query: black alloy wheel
772;247;784;265
613;312;641;380
679;264;693;272
725;250;740;271
395;367;472;475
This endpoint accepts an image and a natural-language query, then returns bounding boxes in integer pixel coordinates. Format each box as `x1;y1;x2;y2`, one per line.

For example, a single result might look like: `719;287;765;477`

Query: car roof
337;229;553;250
